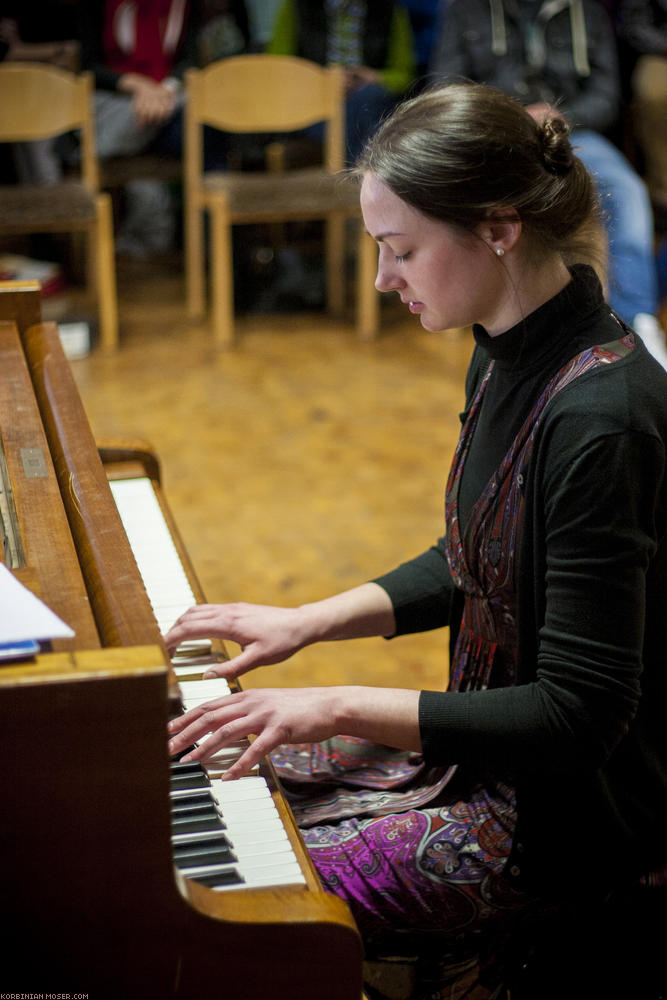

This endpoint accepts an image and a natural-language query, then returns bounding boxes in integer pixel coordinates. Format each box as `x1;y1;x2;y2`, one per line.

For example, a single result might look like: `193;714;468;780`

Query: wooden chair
184;54;379;349
0;62;119;353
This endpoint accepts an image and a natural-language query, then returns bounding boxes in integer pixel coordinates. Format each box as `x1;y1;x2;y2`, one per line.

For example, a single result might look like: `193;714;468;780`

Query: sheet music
0;562;74;645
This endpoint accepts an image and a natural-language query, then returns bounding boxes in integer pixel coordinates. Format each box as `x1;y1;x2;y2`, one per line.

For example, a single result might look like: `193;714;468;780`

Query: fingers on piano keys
177;676;253;775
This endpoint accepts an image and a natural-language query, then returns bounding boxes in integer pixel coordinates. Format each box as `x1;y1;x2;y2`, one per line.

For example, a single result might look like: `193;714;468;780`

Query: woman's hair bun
538;116;574;175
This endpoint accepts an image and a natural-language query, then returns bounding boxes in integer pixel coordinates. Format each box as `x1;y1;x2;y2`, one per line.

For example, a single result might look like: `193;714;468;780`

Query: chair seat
202;166;361;221
0;181;97;233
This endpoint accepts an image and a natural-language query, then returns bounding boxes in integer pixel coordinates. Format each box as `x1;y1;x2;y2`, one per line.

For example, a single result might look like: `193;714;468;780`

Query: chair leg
208;192;235;349
325;212;346;315
95;192;119;353
186;190;206;318
356;227;379;341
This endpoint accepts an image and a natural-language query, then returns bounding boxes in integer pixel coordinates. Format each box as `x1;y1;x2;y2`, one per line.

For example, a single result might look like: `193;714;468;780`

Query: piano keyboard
110;476;306;891
171;767;306;890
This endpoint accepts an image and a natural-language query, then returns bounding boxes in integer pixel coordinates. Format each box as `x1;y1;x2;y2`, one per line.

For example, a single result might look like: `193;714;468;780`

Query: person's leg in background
94;90;184;256
572;127;667;368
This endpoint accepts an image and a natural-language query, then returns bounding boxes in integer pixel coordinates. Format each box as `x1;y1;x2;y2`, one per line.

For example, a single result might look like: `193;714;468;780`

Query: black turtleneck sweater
373;266;667;896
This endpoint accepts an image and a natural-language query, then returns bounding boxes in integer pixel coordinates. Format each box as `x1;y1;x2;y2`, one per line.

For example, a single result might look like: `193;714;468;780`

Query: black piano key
186;868;246;888
171;798;219;816
171;813;224;835
170;771;211;791
170;784;215;801
170;760;207;776
170;791;216;812
170;738;198;763
173;831;232;853
173;844;237;869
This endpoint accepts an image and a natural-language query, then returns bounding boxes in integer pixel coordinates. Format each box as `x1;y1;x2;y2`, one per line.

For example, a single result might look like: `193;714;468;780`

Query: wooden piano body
0;282;363;998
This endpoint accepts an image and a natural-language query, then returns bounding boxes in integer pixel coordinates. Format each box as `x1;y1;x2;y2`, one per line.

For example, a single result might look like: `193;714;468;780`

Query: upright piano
0;282;363;999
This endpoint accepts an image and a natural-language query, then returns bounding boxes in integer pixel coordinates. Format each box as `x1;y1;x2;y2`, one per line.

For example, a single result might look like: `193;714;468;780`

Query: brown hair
356;82;606;274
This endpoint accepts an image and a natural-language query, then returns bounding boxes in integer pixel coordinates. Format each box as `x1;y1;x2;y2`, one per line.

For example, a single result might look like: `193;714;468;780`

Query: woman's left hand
167;685;422;780
168;686;344;780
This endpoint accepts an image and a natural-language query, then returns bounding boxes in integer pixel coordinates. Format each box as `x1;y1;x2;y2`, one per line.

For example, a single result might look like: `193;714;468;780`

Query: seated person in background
75;0;203;256
267;0;416;164
430;0;667;368
198;0;252;64
402;0;443;83
165;82;667;999
618;0;667;218
243;1;415;312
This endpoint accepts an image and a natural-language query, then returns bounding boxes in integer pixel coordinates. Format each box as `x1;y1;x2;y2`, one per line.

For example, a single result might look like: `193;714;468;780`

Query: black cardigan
375;267;667;897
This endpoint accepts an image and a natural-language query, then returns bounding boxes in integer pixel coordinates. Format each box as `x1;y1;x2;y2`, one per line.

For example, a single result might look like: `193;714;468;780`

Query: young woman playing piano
166;83;667;997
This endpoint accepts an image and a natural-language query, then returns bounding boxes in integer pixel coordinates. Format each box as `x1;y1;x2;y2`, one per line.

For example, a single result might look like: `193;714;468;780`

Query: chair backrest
0;62;98;190
185;54;346;176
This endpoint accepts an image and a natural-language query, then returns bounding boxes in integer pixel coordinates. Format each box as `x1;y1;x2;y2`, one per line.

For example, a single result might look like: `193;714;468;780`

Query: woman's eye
395;253;410;263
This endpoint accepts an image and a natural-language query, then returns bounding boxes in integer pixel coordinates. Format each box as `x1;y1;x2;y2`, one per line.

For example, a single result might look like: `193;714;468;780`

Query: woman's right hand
164;602;308;680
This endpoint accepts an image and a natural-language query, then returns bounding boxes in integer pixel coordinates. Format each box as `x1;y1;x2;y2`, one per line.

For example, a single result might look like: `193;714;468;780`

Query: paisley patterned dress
271;335;635;965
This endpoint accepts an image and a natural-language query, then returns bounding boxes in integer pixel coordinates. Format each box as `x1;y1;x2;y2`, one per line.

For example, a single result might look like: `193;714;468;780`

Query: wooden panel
0;279;42;333
0;320;99;647
21;320;166;650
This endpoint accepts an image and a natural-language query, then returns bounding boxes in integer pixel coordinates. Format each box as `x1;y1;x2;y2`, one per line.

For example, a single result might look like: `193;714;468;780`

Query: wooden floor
68;254;473;694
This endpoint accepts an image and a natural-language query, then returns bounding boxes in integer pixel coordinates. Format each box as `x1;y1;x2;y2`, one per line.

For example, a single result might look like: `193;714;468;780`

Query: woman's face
360;172;506;334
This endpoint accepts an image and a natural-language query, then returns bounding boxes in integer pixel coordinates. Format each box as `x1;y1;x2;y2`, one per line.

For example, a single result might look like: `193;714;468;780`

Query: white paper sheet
0;563;74;643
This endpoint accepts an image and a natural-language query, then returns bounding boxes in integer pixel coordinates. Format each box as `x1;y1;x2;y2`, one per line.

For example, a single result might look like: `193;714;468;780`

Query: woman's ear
477;209;522;256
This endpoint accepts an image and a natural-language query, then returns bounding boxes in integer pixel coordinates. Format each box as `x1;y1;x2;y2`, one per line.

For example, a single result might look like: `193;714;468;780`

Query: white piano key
238;868;306;887
221;864;305;889
179;679;231;700
205;762;260;778
215;802;280;821
223;825;289;848
181;697;230;711
219;804;283;823
175;826;286;850
210;776;272;802
229;844;298;868
171;661;221;677
201;750;247;768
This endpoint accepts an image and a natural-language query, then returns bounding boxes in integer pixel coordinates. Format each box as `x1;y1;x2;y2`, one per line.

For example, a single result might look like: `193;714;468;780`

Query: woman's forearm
297;581;396;644
333;685;422;751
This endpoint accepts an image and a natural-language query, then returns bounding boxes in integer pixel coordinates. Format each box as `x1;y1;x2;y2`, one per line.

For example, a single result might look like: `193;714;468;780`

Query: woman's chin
419;314;440;332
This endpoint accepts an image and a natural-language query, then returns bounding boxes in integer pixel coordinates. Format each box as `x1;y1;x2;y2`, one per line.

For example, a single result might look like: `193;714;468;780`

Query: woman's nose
375;258;402;294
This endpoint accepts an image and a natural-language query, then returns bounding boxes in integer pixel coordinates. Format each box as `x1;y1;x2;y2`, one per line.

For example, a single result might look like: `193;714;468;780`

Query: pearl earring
495;248;505;257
